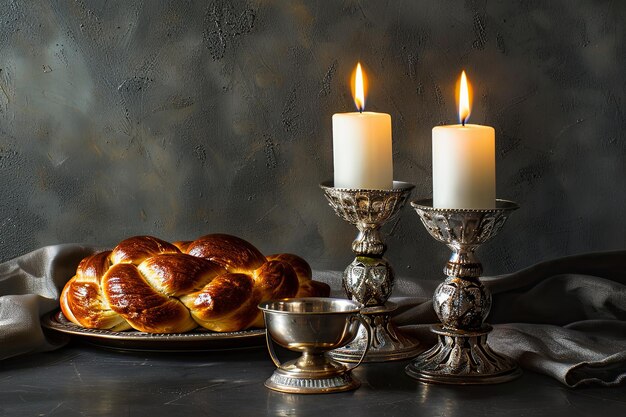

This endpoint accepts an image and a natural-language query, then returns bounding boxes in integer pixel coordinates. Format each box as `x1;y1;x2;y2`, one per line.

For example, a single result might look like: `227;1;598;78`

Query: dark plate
41;311;266;352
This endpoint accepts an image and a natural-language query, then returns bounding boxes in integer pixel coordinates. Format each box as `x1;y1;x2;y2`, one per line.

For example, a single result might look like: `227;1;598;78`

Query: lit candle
432;71;495;208
332;63;393;190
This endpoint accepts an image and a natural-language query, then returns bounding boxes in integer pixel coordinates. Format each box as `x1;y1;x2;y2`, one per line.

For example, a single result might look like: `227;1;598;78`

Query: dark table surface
1;341;625;417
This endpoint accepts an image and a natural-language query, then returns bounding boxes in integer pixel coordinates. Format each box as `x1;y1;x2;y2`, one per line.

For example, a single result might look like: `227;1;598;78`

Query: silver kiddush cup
259;298;372;394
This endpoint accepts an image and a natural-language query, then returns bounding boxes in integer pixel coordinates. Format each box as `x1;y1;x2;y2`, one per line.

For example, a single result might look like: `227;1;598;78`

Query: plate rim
41;310;266;347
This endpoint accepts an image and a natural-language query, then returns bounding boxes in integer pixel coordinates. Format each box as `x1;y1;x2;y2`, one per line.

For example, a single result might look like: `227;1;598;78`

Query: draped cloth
0;245;96;360
1;245;624;387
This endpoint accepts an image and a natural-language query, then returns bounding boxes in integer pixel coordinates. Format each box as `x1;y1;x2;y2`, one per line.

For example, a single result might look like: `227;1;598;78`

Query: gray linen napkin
483;251;626;387
1;245;624;387
0;244;96;360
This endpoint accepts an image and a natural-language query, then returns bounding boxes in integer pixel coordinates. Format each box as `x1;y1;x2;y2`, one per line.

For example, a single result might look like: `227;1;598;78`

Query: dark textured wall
0;1;624;280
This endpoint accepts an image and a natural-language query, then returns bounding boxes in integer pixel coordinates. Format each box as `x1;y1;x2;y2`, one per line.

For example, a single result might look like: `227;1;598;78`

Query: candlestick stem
353;226;385;256
406;199;522;384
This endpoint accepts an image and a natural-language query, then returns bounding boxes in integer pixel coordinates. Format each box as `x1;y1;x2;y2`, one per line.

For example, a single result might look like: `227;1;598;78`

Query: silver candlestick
405;199;522;384
320;180;422;362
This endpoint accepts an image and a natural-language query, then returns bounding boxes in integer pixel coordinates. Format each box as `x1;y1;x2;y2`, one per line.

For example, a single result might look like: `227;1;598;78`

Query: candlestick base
405;324;521;385
328;302;423;363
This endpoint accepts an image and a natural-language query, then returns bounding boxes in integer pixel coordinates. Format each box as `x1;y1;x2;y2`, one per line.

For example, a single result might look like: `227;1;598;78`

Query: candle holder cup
320;180;423;362
405;199;522;384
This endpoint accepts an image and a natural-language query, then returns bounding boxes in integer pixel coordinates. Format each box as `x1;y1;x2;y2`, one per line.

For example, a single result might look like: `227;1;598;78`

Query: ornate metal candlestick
320;180;422;362
405;199;521;384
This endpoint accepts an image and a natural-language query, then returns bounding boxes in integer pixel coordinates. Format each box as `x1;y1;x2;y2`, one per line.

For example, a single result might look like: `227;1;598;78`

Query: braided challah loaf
60;234;330;333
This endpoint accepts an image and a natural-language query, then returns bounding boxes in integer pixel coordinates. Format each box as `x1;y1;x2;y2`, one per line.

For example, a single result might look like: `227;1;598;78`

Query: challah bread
266;253;330;298
60;234;330;333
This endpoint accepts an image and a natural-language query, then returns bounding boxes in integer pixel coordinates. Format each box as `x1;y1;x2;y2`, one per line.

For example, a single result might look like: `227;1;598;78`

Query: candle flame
352;62;367;112
457;70;472;125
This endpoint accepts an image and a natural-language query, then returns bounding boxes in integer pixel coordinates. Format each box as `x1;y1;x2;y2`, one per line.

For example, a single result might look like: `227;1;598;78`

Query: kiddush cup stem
295;352;329;371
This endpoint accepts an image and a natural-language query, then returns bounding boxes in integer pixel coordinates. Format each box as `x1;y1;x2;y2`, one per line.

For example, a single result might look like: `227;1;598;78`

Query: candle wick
462;119;465;127
359;107;363;114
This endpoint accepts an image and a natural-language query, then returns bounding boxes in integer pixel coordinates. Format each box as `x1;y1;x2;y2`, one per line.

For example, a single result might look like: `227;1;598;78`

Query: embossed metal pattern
343;257;394;306
405;325;522;384
433;277;491;329
320;181;415;256
411;199;519;248
265;371;360;394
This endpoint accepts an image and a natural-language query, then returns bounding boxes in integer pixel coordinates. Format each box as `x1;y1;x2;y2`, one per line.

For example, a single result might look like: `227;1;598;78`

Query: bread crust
60;251;131;331
186;234;266;272
110;236;180;265
103;263;197;333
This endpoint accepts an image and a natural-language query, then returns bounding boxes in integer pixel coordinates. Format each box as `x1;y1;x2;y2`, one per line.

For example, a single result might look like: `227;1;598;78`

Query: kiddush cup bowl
262;298;362;353
258;297;371;394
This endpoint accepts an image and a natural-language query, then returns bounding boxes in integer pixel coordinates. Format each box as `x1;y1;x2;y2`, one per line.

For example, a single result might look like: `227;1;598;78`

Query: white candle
333;63;393;190
433;71;495;209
